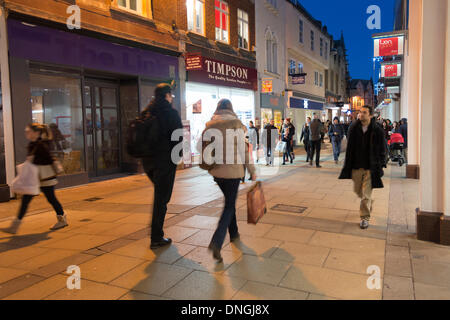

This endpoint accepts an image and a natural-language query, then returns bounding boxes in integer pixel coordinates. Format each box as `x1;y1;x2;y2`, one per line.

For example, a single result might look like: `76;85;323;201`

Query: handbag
275;141;287;153
37;164;57;181
247;181;267;225
11;160;40;195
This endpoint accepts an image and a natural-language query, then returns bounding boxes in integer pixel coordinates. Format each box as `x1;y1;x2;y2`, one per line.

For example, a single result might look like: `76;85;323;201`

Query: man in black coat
309;113;323;168
300;117;311;162
261;120;278;166
399;118;408;163
142;83;183;249
339;105;386;230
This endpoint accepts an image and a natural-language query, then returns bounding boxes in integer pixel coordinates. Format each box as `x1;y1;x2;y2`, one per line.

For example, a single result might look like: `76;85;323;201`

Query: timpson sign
186;55;257;91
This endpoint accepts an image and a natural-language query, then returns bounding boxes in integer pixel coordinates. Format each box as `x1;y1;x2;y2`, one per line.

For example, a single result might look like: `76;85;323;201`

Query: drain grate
84;197;103;202
271;204;307;214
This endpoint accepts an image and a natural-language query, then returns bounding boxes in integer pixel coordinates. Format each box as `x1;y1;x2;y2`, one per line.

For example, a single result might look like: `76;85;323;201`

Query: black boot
150;238;172;249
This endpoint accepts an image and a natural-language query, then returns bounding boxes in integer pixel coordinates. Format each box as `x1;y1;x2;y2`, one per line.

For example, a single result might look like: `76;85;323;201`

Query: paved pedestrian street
0;144;448;300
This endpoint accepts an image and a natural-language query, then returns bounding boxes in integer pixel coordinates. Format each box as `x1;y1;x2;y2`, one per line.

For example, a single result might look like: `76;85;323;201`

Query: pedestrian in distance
248;120;259;165
329;117;345;164
199;99;257;262
399;118;408;164
281;119;294;165
309;113;324;168
261;120;278;166
286;118;296;160
300;117;311;162
141;83;183;250
4;123;67;234
339;105;387;230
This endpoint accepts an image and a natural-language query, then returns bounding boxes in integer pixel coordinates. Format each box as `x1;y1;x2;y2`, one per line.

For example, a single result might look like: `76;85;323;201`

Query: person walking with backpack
309;113;323;168
141;83;183;249
339;105;387;230
329;117;345;164
4;124;67;234
300;117;311;162
199;99;256;262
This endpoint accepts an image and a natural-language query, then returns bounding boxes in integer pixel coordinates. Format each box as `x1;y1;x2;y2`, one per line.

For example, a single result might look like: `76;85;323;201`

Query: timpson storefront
184;53;257;155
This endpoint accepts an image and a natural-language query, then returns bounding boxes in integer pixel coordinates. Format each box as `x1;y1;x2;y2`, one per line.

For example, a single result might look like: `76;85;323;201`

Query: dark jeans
210;178;240;250
303;140;310;160
332;139;342;161
146;165;177;241
309;139;321;165
18;186;64;220
283;140;294;163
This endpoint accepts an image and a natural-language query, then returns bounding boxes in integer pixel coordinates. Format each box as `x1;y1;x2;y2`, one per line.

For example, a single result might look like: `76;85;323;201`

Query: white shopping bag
11;160;40;195
341;137;348;152
275;141;287;153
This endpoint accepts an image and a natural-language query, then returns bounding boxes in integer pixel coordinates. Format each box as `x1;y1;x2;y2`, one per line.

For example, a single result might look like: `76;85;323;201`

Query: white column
406;0;423;169
420;0;447;213
0;7;16;196
444;0;450;216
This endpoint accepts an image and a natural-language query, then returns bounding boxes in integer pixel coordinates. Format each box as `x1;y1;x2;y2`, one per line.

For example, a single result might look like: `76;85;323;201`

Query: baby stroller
388;133;406;166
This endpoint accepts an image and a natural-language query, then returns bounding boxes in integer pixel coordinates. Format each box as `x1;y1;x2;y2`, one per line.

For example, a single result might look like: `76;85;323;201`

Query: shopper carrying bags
4;123;67;234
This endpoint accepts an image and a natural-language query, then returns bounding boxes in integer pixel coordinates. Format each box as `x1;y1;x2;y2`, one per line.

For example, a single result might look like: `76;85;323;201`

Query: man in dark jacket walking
261;120;278;166
309;113;323;168
300;117;311;162
329;117;345;164
339;106;386;229
142;83;183;249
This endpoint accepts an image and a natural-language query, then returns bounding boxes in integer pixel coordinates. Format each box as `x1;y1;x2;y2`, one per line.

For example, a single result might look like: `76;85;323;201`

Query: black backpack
126;110;160;158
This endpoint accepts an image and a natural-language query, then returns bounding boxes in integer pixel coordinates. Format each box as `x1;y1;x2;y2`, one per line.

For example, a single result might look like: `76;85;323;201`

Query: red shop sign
187;55;257;91
381;64;402;78
185;55;203;70
374;36;404;57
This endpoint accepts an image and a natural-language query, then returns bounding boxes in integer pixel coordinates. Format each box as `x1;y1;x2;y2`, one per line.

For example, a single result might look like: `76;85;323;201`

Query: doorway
83;80;121;177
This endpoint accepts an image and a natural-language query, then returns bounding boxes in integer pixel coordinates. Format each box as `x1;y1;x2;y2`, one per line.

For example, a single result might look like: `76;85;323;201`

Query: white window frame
215;0;229;43
118;0;143;15
187;0;205;35
238;9;249;50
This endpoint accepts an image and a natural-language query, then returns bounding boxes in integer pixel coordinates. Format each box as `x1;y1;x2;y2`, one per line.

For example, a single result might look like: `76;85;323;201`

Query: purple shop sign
7;19;178;79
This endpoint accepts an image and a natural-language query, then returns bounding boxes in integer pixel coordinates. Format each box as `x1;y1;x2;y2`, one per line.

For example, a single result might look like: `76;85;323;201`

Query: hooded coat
339;118;387;189
199;109;256;179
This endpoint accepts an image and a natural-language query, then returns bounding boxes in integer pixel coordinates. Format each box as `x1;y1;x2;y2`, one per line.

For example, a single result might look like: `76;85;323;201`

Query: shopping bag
275;141;287;153
341;136;347;152
247;181;267;225
11;160;40;195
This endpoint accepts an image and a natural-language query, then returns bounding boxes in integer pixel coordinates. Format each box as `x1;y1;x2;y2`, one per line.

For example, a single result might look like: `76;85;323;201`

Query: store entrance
84;79;121;177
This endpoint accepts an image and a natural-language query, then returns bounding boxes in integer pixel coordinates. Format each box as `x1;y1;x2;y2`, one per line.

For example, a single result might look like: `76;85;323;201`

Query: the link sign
186;55;257;91
374;36;404;57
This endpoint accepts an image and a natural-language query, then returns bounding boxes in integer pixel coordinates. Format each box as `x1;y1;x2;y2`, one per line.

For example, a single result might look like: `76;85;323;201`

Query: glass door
84;81;120;177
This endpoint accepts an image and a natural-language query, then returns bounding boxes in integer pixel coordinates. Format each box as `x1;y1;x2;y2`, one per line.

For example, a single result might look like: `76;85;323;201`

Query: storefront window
186;82;254;155
30;73;85;175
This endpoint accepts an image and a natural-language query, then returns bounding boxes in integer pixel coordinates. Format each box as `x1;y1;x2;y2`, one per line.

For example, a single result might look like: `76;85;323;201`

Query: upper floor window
266;0;277;9
314;71;319;86
324;42;328;60
299;19;303;43
266;33;278;74
238;9;249;50
187;0;205;35
298;62;304;74
118;0;143;15
310;30;315;51
320;38;323;57
320;73;323;87
289;59;296;75
215;0;229;43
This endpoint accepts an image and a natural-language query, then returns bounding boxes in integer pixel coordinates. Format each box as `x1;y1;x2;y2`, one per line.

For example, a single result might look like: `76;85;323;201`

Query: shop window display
30;73;85;175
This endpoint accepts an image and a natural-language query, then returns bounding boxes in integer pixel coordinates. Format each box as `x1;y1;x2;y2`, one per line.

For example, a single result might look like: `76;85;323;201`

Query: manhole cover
271;204;307;214
84;197;103;202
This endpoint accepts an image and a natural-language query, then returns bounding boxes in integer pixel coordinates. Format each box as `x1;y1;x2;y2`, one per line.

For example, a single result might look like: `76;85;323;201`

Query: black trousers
303;140;310;160
146;165;177;241
18;186;64;220
309;140;322;165
210;178;240;250
283;140;294;163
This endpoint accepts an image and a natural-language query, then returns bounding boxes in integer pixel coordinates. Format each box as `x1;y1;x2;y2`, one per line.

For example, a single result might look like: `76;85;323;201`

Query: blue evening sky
297;0;396;80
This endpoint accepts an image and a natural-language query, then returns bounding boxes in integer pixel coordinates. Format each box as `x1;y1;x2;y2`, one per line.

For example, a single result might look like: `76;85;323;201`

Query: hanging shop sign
187;55;257;91
291;73;306;85
381;64;402;78
261;79;273;93
374;36;404;57
290;97;323;111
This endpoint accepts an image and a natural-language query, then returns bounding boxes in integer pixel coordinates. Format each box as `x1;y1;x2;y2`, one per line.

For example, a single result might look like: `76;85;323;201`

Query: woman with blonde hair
4;123;67;234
